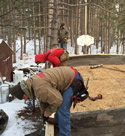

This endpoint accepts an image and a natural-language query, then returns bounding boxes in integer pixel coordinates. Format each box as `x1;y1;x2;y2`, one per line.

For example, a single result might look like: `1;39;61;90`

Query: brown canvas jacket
58;27;69;39
24;66;75;115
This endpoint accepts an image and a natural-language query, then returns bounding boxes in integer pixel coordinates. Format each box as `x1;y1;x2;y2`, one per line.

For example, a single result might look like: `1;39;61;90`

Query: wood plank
68;54;125;66
54;107;125;136
45;113;55;136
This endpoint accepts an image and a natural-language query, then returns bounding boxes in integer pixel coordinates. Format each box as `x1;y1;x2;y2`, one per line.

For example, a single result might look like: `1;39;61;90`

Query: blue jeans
60;40;67;50
55;71;84;136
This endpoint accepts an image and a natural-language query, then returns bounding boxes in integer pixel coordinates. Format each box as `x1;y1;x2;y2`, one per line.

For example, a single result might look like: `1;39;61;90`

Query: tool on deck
86;78;89;90
89;94;102;101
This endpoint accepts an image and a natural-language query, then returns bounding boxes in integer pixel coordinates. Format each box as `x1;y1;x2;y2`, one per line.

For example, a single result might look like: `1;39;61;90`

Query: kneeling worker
35;48;69;67
10;66;89;136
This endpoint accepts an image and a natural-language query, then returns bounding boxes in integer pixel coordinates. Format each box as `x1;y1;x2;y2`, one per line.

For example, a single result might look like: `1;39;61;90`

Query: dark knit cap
61;23;65;27
10;83;24;100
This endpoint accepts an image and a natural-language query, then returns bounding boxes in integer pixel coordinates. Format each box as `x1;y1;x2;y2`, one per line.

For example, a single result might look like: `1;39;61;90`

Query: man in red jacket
35;48;69;67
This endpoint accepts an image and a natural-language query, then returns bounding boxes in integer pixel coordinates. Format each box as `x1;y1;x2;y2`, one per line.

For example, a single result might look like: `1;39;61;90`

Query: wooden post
45;113;55;136
82;0;88;54
85;0;87;35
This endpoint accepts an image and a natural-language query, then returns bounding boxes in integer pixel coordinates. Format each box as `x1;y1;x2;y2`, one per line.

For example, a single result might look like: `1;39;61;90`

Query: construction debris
90;64;103;69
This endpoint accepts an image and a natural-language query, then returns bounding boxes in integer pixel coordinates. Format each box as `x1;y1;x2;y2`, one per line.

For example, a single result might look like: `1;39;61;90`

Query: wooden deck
68;54;125;66
55;106;125;136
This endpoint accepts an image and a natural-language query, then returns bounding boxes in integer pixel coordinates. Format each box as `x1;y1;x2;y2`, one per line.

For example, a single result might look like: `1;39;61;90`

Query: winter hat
60;23;65;27
10;83;24;100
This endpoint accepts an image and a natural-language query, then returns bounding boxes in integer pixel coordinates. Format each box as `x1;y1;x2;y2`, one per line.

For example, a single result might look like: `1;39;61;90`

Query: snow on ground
0;99;27;136
0;38;123;136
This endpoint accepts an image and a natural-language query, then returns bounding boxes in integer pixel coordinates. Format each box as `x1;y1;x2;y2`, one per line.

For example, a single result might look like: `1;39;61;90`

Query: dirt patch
17;107;42;130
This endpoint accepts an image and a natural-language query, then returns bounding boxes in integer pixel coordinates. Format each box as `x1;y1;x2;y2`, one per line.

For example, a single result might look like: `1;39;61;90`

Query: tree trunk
32;2;36;55
46;0;54;51
23;8;26;54
1;7;6;41
82;0;88;54
50;0;60;48
20;10;23;60
38;0;41;54
74;0;78;55
117;29;121;54
7;4;12;47
123;34;125;54
13;1;16;63
70;6;74;47
44;7;47;52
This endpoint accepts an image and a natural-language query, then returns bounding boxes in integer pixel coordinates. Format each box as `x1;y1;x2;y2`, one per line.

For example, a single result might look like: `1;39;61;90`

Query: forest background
0;0;125;63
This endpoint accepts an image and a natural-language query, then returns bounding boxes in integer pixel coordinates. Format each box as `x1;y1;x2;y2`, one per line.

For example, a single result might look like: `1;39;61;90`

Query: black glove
36;61;40;65
43;115;49;122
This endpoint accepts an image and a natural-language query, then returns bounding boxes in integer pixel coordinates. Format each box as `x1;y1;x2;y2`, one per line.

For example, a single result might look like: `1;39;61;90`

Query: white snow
0;99;28;136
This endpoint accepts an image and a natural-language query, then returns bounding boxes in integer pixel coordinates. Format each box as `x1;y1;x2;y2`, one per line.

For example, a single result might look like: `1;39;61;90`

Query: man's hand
63;38;68;43
36;61;41;65
42;111;51;122
58;38;60;43
44;111;50;117
43;115;49;122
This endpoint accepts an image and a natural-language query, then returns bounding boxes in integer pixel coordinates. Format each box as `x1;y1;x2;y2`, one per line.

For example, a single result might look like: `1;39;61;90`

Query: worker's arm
44;89;63;116
36;87;63;116
47;56;61;67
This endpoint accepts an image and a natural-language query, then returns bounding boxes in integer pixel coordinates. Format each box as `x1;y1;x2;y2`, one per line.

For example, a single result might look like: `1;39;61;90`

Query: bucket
13;70;23;84
0;84;9;104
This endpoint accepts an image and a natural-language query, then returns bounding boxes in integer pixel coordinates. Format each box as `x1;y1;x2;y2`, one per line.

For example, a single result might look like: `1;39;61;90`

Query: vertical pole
84;0;88;54
85;0;87;35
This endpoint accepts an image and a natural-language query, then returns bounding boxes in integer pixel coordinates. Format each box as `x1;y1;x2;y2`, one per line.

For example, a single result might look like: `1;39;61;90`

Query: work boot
47;117;58;126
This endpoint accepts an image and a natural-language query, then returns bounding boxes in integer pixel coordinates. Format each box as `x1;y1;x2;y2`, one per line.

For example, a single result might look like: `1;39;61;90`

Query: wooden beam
45;113;55;136
68;54;125;66
54;107;125;136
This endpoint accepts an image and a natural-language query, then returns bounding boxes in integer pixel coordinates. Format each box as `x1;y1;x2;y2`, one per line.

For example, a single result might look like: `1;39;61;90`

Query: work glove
43;115;49;122
58;38;61;43
63;38;68;43
36;61;40;65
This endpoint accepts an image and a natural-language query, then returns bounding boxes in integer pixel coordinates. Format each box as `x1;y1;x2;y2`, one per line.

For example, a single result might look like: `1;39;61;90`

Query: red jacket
35;48;64;67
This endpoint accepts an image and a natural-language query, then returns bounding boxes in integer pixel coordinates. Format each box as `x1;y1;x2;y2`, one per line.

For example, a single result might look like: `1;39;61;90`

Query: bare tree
50;0;61;48
46;0;54;51
38;0;42;54
32;2;36;55
20;9;23;60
